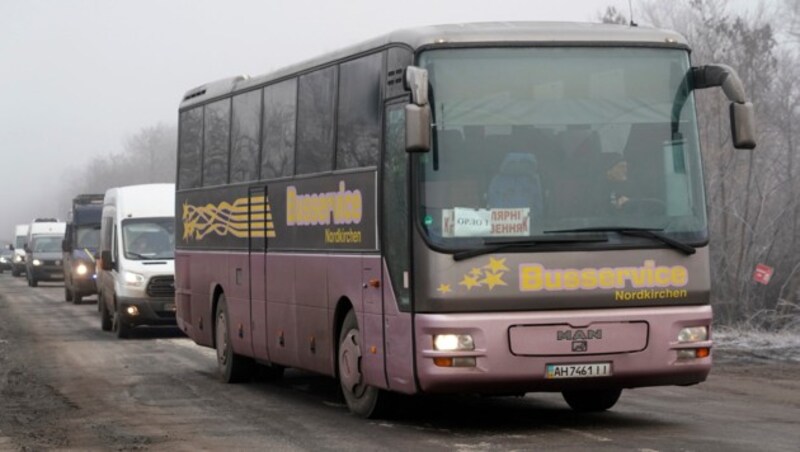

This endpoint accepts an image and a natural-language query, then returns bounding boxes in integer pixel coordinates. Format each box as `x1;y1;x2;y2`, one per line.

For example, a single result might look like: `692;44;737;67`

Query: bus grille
146;276;175;298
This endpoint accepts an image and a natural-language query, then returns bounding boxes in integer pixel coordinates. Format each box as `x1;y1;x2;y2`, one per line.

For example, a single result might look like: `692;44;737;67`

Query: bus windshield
122;218;175;260
417;47;706;250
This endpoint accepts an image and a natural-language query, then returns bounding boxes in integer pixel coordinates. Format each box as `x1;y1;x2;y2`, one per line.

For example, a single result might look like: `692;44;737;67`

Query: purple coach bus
175;22;755;417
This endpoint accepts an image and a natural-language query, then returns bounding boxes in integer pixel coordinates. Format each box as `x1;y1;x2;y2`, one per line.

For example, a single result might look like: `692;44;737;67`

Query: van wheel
562;389;622;412
73;292;83;304
215;294;252;383
29;276;38;287
338;310;388;418
113;306;130;339
99;294;112;331
11;268;20;277
65;287;73;302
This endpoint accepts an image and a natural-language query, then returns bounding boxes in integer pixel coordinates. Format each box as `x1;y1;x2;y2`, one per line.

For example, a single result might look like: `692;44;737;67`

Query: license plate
164;303;176;312
545;362;612;379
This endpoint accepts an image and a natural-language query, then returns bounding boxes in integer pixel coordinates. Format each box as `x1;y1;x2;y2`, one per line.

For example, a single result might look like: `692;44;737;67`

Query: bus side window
262;78;297;179
178;107;203;189
296;67;336;174
203;99;231;186
337;52;382;169
230;90;262;183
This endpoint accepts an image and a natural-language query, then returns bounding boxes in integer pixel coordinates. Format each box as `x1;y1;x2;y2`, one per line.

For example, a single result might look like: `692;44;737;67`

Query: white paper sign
442;207;530;237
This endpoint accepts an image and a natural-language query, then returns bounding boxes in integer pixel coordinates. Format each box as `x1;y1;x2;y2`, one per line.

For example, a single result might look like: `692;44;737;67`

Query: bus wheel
99;295;112;331
338;310;386;418
65;286;73;302
215;294;252;383
562;389;622;412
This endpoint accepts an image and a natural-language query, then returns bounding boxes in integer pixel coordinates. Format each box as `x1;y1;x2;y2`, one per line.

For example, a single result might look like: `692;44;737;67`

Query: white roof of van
104;183;175;219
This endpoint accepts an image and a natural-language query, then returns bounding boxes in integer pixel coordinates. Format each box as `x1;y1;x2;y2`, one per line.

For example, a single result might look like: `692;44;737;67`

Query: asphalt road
0;274;798;451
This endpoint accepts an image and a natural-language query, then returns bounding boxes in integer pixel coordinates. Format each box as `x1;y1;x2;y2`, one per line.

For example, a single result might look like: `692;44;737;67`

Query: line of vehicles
5;184;177;338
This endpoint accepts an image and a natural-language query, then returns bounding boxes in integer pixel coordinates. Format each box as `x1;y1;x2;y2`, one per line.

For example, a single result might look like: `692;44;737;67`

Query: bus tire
99;294;112;331
215;294;252;383
65;287;73;302
338;310;388;418
562;388;622;412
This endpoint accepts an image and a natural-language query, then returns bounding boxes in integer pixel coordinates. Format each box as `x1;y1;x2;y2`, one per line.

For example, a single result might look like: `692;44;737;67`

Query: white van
97;184;176;338
9;224;30;276
24;219;67;286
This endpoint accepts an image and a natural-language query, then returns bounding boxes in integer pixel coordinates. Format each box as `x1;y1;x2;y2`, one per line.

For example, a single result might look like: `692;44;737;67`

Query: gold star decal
437;283;452;294
480;271;507;290
470;267;483;277
484;257;510;273
459;275;481;290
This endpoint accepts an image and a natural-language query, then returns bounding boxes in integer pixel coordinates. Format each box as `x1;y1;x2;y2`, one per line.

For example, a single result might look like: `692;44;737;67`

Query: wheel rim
216;311;228;367
339;329;366;397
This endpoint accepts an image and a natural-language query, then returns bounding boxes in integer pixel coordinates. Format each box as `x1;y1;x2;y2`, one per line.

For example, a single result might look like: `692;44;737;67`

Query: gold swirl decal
182;195;276;241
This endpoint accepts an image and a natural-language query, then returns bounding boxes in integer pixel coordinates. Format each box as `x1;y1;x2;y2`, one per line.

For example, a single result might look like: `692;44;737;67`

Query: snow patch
713;328;800;362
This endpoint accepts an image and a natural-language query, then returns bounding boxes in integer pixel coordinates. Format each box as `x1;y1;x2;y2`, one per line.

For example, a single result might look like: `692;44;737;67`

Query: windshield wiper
544;227;696;255
453;234;608;261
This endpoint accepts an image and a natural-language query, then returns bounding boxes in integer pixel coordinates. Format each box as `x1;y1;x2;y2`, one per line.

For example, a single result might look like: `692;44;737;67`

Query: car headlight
75;263;88;276
32;259;42;266
123;271;145;286
433;334;475;351
678;326;708;343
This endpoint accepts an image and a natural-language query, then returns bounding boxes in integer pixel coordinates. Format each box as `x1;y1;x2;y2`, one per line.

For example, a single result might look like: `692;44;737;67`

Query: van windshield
32;236;62;253
122;218;175;260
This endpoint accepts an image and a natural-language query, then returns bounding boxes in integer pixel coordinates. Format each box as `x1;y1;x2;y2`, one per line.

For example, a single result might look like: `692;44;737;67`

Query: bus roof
179;21;689;110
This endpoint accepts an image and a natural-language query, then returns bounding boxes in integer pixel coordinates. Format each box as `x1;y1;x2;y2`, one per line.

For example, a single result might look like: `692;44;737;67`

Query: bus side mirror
404;66;431;153
693;64;756;150
100;250;113;271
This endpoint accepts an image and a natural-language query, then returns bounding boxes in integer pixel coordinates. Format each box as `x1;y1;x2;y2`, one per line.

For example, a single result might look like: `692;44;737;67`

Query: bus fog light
678;326;708;343
126;306;139;316
433;334;474;351
676;349;696;360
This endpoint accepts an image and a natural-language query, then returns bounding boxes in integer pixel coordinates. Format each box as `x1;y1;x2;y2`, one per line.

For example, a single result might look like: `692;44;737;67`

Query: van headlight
75;263;89;276
123;271;145;286
433;334;475;351
0;257;6;263
14;255;22;263
32;259;42;266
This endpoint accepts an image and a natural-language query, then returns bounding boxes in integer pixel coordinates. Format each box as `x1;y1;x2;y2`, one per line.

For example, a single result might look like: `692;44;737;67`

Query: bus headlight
433;334;475;351
32;259;42;266
678;326;708;343
75;263;89;276
123;271;145;286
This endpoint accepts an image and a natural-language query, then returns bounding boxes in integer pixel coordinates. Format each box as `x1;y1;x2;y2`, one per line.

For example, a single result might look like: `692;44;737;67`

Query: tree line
603;0;800;330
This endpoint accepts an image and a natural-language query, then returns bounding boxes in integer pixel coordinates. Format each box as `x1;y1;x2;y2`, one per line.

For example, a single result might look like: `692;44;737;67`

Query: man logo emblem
572;341;588;352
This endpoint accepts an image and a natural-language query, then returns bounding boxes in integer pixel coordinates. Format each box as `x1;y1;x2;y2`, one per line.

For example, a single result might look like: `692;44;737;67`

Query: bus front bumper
414;305;712;394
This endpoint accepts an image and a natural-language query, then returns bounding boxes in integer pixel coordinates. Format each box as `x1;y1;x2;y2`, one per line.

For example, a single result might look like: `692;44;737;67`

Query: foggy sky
0;0;661;242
